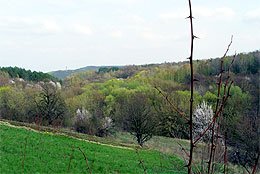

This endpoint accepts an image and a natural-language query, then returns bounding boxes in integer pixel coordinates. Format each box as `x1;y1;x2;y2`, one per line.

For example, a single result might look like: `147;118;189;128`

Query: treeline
0;66;60;82
97;67;120;74
64;51;259;87
195;51;259;76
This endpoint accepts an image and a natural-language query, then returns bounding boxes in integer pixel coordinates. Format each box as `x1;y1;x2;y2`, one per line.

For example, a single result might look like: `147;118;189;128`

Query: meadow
0;121;187;173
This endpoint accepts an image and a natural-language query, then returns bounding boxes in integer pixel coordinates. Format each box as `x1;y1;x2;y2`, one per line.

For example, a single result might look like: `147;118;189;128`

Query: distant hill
0;66;59;82
49;66;122;79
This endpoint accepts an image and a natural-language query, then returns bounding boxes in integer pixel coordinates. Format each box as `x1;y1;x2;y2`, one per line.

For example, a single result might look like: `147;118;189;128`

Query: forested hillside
0;50;259;171
0;66;59;82
49;66;121;79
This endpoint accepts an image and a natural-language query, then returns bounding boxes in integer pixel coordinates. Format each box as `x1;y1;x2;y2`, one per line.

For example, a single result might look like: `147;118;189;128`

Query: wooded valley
0;50;259;173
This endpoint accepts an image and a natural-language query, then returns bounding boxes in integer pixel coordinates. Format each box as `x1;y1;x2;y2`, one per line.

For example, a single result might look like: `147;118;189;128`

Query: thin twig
212;53;236;173
221;36;233;59
159;148;187;171
241;164;251;174
78;147;92;174
22;136;28;168
39;132;45;152
155;86;189;121
194;81;233;145
67;148;75;174
213;152;227;173
187;1;195;173
158;152;163;174
177;143;202;174
208;36;233;174
136;149;148;174
252;152;260;174
224;133;227;174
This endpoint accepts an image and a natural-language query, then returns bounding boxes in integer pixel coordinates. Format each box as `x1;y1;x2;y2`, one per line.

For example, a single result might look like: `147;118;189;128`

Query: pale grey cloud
142;33;167;40
42;19;61;32
214;7;235;21
110;31;122;38
142;32;182;41
126;15;145;23
0;16;34;26
245;8;260;19
73;24;93;36
159;10;187;21
0;16;61;34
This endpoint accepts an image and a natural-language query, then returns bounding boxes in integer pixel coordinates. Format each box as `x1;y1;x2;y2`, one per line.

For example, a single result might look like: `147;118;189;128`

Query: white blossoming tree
193;101;214;142
75;107;113;137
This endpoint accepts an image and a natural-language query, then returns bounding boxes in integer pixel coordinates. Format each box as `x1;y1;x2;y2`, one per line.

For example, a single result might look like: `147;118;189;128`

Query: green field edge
0;119;146;151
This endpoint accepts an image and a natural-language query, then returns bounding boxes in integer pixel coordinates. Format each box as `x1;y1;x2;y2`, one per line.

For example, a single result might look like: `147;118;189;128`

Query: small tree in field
123;92;158;146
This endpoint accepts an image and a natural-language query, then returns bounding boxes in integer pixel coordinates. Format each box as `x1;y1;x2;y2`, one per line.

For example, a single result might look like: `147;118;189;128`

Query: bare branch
194;81;233;145
211;53;237;173
187;0;195;173
21;136;28;168
208;36;233;174
155;86;189;121
252;152;260;174
222;35;233;58
78;147;92;174
224;133;227;174
241;164;251;174
136;149;148;174
67;148;75;174
177;143;202;174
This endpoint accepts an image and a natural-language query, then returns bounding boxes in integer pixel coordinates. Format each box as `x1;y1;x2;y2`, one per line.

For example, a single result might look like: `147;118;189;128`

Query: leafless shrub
156;1;237;173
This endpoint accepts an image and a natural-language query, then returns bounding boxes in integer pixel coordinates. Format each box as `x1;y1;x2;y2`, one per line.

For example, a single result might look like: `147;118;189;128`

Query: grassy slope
112;133;247;173
0;120;246;173
112;132;193;160
0;122;186;173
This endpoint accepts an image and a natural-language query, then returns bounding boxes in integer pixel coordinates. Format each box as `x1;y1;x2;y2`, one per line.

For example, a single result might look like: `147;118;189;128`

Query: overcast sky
0;0;259;72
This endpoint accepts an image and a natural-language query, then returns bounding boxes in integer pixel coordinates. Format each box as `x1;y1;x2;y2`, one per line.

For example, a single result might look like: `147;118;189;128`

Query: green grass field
0;122;187;173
